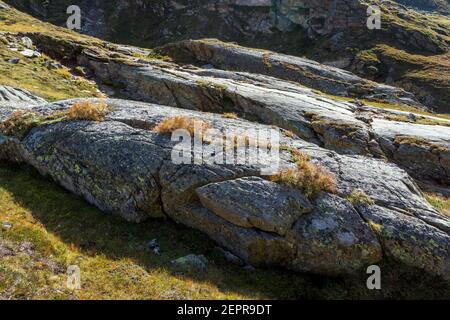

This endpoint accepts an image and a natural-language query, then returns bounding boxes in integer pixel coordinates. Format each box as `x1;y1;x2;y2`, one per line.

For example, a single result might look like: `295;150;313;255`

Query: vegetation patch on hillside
1;163;448;299
271;146;337;198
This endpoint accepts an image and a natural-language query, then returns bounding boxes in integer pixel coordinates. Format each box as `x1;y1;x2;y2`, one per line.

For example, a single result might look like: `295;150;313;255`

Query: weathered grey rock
2;98;448;281
286;193;382;275
0;85;46;110
156;39;420;106
372;119;450;184
171;254;209;273
22;33;449;183
197;177;313;235
20;36;32;49
359;205;450;282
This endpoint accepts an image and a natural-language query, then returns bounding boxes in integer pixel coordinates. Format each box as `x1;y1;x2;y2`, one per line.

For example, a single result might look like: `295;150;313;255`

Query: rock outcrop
0;85;46;108
0;97;449;281
1;1;449;286
156;39;420;106
23;33;450;185
6;0;450;112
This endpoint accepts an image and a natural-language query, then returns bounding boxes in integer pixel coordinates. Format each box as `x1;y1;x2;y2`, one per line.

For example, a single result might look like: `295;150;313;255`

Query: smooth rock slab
197;177;313;236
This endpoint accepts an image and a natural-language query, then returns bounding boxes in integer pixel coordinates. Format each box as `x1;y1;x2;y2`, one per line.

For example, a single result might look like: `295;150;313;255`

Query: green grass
1;163;448;299
0;45;102;101
0;164;333;299
0;4;110;101
425;193;450;217
316;90;450;122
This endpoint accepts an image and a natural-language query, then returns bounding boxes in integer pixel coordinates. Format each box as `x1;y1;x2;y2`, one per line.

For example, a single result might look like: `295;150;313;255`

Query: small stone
215;247;244;266
44;60;62;69
365;65;379;75
354;98;364;107
1;222;12;231
20;49;41;58
21;37;33;49
408;113;417;122
19;241;35;255
243;264;256;271
147;239;161;255
0;244;15;258
224;250;244;266
171;254;208;273
8;58;20;64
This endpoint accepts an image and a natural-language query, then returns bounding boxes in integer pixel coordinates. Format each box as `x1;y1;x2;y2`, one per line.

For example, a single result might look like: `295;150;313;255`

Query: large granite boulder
1;97;449;281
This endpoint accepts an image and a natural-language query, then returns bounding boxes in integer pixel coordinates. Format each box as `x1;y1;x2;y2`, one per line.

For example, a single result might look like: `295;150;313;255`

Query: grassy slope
2;164;449;300
425;193;450;217
0;6;102;101
0;164;364;300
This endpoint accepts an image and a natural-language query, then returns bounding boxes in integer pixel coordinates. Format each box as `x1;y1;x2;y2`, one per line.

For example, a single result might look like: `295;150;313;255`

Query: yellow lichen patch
271;148;337;198
153;116;211;138
368;220;384;233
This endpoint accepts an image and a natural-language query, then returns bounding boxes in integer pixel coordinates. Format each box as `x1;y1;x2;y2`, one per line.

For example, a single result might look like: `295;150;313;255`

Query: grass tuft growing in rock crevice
347;190;375;206
153;116;212;139
271;146;337;198
394;135;449;154
66;101;110;122
0;101;111;139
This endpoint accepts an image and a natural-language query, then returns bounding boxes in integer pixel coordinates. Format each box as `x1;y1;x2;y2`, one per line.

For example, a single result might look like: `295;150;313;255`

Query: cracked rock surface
23;33;450;184
1;98;449;281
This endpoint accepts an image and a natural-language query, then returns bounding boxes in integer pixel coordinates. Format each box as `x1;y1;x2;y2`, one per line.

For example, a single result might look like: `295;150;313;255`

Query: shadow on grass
1;163;448;299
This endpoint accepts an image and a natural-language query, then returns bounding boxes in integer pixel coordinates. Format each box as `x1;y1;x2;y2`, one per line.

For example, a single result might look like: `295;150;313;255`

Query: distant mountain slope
4;0;450;113
395;0;450;14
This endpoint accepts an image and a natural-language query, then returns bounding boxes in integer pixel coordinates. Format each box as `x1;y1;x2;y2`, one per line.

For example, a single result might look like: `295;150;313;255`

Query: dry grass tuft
0;101;111;139
271;148;337;198
0;110;43;139
222;112;239;120
66;101;110;121
153;116;212;138
283;130;297;139
347;189;375;206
